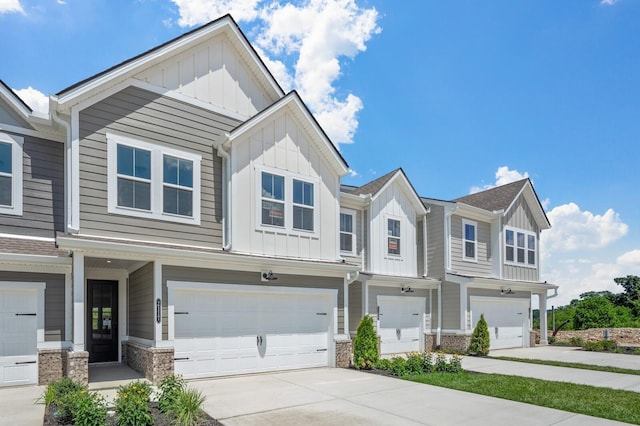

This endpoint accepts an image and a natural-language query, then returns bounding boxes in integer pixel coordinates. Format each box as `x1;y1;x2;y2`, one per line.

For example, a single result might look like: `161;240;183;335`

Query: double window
0;133;23;216
462;219;477;261
259;169;316;234
340;210;356;254
107;133;201;224
505;227;536;267
387;218;401;255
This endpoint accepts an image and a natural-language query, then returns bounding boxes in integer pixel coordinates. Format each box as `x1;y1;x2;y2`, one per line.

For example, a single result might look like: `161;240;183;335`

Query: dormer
223;91;349;261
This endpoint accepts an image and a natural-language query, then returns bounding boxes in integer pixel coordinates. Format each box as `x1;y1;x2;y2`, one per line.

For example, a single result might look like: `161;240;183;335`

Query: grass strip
491;356;640;376
405;372;640;425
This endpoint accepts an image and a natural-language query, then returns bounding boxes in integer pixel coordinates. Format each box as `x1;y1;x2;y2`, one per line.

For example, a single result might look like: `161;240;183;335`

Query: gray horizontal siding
78;85;239;247
128;263;154;340
425;203;445;279
0;135;64;238
441;282;460;330
348;282;363;334
450;215;492;277
0;271;65;342
163;266;345;334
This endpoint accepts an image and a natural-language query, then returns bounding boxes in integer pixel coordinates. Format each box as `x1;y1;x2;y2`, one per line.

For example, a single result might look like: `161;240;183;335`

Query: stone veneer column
439;335;471;353
64;350;89;384
38;349;65;385
123;341;174;384
424;334;436;352
335;338;352;368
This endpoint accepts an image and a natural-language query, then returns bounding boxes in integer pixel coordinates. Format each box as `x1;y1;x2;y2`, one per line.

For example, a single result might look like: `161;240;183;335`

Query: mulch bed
43;402;224;426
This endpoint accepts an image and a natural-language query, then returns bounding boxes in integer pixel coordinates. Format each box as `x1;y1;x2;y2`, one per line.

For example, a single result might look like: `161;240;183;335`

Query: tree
468;314;490;356
614;275;640;315
573;296;616;330
353;315;378;370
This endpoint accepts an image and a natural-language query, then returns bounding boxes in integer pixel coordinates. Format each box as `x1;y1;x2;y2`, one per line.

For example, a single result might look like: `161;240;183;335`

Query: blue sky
1;0;639;306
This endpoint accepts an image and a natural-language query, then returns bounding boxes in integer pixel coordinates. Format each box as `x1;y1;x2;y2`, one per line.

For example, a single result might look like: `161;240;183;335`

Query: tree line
535;275;640;331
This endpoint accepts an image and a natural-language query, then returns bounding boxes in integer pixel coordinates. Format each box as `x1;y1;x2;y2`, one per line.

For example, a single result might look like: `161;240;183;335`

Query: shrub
353;315;379;369
71;390;108;426
468;313;490;356
374;358;392;371
447;355;463;373
41;377;87;422
420;352;434;373
405;353;423;375
114;380;153;426
172;387;205;426
569;336;585;347
389;356;408;377
548;335;557;344
434;353;449;372
158;374;186;414
583;339;618;352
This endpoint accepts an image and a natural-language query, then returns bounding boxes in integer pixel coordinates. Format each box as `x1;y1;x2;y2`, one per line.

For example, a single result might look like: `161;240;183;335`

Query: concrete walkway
490;345;640;370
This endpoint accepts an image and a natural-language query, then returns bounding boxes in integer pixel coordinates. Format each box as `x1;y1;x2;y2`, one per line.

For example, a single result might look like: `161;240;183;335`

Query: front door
87;280;118;363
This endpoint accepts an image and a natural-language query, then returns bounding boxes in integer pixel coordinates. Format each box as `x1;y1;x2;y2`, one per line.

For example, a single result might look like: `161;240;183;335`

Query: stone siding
439;334;471;353
424;334;436;352
530;331;537;347
38;349;65;385
542;328;640;345
335;338;352;368
123;341;174;384
64;351;89;384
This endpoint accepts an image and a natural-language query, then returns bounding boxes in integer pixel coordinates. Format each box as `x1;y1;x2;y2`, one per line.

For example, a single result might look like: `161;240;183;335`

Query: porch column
343;277;349;336
539;293;548;345
153;261;163;345
72;252;85;351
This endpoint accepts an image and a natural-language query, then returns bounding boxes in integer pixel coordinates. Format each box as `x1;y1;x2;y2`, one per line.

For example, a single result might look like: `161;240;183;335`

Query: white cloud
348;169;358;177
169;0;381;146
618;249;640;266
13;87;49;114
542;203;628;252
600;0;619;5
0;0;23;14
170;0;260;26
470;166;529;193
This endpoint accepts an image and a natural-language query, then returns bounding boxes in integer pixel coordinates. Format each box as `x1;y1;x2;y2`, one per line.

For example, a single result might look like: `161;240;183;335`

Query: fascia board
456;203;500;221
446;273;558;290
0;84;32;121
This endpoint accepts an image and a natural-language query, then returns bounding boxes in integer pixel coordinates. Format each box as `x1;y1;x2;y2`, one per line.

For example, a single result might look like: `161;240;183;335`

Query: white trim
504;226;537;268
0;123;65;143
0;84;31;121
385;215;402;258
69;107;80;232
153;261;162;343
72;253;85;351
0;233;55;242
460;283;468;330
254;165;320;238
106;132;202;225
65;273;72;341
0;132;23;216
339;208;357;255
461;219;477;262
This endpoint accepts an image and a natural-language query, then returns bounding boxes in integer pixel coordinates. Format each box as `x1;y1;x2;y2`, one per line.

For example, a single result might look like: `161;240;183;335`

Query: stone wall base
335;338;352;368
536;328;640;345
530;331;537;347
439;334;471;353
424;334;436;352
123;341;174;384
38;349;89;385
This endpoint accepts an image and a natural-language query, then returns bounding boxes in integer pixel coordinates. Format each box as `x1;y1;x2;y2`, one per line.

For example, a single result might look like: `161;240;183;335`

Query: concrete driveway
490;345;640;370
190;367;626;425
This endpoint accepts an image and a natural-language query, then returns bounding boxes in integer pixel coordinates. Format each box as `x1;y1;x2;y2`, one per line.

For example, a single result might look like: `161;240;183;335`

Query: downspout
422;208;430;277
217;144;232;251
51;106;77;233
437;282;442;347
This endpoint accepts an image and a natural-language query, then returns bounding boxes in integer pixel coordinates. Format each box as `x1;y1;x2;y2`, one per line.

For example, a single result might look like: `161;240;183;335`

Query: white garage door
470;297;529;350
378;296;425;355
172;284;335;379
0;288;38;387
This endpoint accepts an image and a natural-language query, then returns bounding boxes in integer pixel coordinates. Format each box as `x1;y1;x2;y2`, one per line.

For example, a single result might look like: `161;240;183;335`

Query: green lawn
404;372;640;424
492;356;640;376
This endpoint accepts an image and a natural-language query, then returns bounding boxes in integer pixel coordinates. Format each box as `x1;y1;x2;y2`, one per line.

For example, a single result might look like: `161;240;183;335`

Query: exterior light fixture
262;270;278;281
401;286;414;294
500;288;514;296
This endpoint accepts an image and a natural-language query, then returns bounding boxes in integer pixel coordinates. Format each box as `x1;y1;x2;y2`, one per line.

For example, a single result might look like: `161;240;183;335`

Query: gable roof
54;14;284;110
454;178;551;229
343;168;427;214
226;90;349;176
0;79;32;122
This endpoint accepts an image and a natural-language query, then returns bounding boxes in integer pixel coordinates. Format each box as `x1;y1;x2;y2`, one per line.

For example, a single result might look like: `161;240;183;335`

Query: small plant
434;353;449;372
548;335;557;344
468;313;490;356
568;336;584;347
405;352;423;375
353;315;379;369
373;358;392;370
114;380;153;426
389;356;408;377
420;352;434;373
71;390;108;426
158;374;186;414
40;377;87;422
447;355;463;373
172;387;206;426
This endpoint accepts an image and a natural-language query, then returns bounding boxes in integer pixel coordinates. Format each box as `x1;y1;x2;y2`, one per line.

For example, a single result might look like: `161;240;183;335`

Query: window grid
462;220;477;261
0;141;13;207
387;218;401;255
340;212;355;253
505;227;537;267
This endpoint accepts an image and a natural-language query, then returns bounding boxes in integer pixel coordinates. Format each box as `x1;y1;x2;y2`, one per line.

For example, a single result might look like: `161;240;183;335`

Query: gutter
437;282;442;347
422;208;430;277
217;142;232;251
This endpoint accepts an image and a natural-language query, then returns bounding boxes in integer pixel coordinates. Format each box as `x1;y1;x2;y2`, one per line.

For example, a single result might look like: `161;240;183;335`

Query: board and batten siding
127;263;154;340
425;203;445;279
0;134;64;238
368;181;418;277
450;215;492;277
503;196;540;282
0;271;65;342
163;266;346;336
134;32;276;119
230;108;340;261
78;86;239;247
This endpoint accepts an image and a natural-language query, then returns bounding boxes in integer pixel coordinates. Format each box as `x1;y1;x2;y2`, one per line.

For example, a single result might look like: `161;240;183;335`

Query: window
256;168;317;234
107;133;201;224
387;218;400;255
0;133;23;216
505;227;536;267
340;210;355;253
462;219;477;261
293;179;314;231
261;172;285;227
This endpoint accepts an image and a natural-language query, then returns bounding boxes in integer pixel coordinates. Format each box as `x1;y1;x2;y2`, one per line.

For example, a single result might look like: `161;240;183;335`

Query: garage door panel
174;286;333;378
0;289;38;387
470;298;529;350
378;297;425;355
